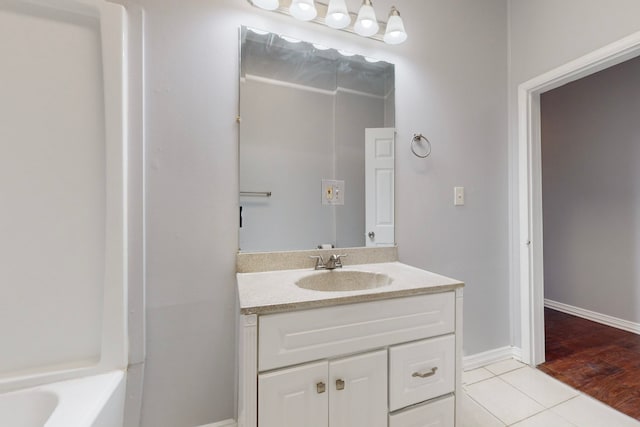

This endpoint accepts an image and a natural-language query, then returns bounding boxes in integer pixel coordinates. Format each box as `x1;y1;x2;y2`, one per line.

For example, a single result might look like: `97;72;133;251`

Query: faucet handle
309;255;325;270
331;254;348;267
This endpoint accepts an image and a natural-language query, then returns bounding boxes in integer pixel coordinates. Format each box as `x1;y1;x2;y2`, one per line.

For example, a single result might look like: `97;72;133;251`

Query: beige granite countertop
237;261;464;315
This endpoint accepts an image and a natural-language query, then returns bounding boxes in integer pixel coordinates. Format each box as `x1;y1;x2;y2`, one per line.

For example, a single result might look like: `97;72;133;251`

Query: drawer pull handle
336;379;345;390
316;382;326;394
412;367;438;378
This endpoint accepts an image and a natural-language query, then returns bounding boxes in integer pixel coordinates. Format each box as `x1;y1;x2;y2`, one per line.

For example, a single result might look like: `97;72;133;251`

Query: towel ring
411;133;431;158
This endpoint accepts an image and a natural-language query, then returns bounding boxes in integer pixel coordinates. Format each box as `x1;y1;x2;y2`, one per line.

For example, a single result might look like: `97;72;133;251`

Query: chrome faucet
310;254;347;270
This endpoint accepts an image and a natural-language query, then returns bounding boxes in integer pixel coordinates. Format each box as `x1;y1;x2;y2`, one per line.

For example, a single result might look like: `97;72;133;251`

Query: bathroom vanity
236;248;464;427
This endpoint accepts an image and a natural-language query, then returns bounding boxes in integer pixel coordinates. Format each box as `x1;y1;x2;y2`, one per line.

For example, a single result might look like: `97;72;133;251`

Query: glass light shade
354;1;379;37
325;0;351;29
383;9;407;44
290;0;317;21
252;0;279;11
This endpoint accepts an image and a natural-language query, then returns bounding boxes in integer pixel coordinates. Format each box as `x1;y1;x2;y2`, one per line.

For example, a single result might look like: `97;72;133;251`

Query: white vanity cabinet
258;350;387;427
238;287;463;427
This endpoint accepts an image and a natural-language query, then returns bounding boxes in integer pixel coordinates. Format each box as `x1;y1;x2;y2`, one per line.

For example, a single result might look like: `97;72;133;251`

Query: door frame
517;31;640;366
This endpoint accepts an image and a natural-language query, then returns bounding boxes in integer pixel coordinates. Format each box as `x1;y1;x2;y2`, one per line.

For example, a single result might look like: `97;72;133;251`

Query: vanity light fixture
246;0;407;44
281;35;302;43
247;26;271;35
337;49;356;56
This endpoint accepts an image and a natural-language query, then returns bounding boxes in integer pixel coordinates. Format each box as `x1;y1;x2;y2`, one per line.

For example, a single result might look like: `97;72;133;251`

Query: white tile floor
461;359;640;427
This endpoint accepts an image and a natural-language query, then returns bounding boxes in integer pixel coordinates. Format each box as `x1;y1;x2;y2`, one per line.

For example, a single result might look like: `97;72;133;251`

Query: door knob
368;231;375;239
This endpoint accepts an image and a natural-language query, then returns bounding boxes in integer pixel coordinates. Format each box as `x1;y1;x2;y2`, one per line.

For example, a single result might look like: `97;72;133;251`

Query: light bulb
354;0;379;37
290;0;317;21
325;0;351;29
338;49;355;57
281;35;302;43
252;0;279;11
383;7;407;44
248;27;270;35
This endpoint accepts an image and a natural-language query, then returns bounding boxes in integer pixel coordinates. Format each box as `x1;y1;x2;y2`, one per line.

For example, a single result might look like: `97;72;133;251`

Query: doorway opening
517;31;640;367
531;51;640;421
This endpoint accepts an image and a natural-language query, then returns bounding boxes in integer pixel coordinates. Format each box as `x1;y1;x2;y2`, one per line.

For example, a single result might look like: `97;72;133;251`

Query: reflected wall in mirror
239;26;395;252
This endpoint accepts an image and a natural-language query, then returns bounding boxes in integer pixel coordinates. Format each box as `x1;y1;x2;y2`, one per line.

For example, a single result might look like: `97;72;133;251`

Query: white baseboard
545;299;640;335
463;346;523;371
196;420;236;427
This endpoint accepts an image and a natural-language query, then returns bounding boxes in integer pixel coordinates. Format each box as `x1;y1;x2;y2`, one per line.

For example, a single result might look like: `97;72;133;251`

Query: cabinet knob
336;379;345;390
316;382;326;394
368;231;375;239
412;367;438;378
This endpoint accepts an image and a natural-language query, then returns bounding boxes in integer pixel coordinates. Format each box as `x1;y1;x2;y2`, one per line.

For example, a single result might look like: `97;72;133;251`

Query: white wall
135;0;509;425
508;0;640;348
541;56;640;322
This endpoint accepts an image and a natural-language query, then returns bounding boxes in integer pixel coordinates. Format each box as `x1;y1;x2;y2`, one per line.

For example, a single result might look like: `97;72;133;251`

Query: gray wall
508;0;640;348
335;90;386;248
541;56;640;322
239;79;335;252
135;0;509;425
239;78;385;252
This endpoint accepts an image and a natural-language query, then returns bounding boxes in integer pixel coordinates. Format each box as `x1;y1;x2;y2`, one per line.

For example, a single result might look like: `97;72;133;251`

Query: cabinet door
329;349;387;427
258;360;328;427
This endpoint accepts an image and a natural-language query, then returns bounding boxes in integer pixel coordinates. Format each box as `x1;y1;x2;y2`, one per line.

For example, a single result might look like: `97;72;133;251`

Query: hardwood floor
539;308;640;420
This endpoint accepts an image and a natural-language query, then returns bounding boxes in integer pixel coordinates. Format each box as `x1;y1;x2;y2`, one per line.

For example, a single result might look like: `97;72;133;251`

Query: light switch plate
322;179;345;205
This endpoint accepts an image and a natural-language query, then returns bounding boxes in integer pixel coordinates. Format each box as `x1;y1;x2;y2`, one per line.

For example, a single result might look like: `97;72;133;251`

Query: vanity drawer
389;334;455;411
259;292;455;371
389;395;454;427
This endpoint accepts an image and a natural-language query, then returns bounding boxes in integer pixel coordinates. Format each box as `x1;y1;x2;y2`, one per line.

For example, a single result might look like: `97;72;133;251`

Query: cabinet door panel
258;361;328;427
329;349;387;427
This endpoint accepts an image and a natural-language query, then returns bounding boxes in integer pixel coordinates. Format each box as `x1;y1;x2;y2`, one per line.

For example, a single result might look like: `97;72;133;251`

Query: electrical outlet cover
321;179;345;205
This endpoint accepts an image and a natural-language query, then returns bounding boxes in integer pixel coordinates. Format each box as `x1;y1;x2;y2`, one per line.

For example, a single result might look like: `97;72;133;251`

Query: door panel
258;361;328;427
365;128;395;247
329;350;387;427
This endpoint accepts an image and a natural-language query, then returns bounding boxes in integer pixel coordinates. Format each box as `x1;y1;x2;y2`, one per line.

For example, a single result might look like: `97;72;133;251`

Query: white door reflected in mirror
365;128;395;247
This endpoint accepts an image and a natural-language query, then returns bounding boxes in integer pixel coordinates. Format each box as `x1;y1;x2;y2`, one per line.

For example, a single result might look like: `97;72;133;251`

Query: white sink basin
295;270;393;292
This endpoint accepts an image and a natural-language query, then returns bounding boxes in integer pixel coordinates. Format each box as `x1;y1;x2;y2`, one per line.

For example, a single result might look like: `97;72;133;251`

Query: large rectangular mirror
239;26;395;252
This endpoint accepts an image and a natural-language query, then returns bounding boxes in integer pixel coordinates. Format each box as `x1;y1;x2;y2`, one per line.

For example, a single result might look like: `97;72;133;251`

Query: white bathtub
0;371;126;427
